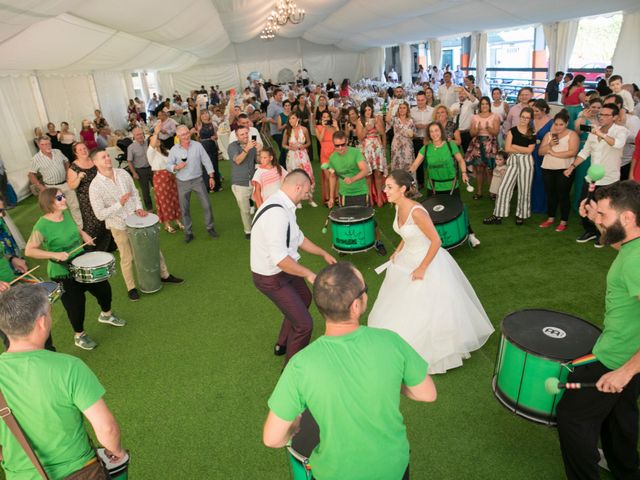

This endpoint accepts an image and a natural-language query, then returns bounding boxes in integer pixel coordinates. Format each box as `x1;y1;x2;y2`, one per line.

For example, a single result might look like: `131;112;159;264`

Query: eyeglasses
334;142;347;148
55;194;66;201
520;116;532;120
599;113;613;117
353;283;368;302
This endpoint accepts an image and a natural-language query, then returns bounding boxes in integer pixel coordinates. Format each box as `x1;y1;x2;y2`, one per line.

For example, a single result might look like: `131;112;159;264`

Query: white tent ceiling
0;0;637;73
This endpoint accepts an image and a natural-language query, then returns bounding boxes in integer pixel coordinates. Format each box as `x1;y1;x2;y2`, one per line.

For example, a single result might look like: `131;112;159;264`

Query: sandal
515;217;524;226
164;226;176;234
473;194;482;200
483;215;502;225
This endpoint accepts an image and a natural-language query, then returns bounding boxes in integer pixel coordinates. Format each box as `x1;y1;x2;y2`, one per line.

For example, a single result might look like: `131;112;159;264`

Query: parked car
571;63;607;83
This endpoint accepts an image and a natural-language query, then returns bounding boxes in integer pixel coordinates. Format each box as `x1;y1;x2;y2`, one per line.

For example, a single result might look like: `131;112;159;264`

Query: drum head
71;251;115;267
421;194;463;224
329;206;374;222
291;410;319;458
125;213;159;228
502;309;601;361
39;281;59;295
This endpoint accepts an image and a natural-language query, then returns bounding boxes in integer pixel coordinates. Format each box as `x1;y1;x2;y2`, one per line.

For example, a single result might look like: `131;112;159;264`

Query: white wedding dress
368;205;494;374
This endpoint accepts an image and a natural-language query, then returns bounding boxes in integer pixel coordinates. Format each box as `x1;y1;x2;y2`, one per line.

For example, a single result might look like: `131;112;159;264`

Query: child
608;75;635;113
489;150;508;200
252;147;287;209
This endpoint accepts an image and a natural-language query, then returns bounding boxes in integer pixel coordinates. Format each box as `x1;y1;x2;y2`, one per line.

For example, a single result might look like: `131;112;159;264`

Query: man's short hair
466;75;475;83
89;147;106;161
606;65;614;70
555;71;564;78
38;136;51;145
601;103;620;117
313;262;363;322
416;91;426;97
237;113;249;120
609;75;623;84
0;284;49;338
176;125;189;134
595;180;640;226
332;131;347;143
283;168;311;186
603;94;623;108
443;71;452;78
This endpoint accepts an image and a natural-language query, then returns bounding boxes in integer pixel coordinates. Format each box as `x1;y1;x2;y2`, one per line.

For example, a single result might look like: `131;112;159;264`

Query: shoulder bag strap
0;389;50;479
251;203;290;248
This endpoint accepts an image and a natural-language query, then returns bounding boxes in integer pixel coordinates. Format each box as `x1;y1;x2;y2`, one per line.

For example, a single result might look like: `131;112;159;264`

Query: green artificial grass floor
6;156;620;480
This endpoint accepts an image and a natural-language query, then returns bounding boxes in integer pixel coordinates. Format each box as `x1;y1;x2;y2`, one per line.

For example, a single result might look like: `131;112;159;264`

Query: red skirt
153;170;181;223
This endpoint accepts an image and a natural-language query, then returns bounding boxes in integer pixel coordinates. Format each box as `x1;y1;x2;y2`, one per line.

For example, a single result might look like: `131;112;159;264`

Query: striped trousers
493;153;534;219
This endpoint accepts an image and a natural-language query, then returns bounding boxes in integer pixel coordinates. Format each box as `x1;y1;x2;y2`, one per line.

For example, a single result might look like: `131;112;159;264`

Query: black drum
492;309;601;425
421;194;469;249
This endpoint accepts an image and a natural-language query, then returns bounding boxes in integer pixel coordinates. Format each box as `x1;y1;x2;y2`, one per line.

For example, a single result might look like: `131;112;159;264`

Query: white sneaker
249;205;256;215
309;200;318;208
597;448;610;471
469;234;481;248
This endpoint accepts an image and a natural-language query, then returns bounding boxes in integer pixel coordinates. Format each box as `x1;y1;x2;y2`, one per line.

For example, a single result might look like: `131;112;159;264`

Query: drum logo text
433;204;445;213
542;326;566;339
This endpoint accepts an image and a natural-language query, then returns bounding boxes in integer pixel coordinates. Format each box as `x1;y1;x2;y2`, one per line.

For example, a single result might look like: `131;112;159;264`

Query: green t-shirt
593;238;640;369
420;142;460;192
31;210;83;279
0;242;15;282
328;147;368;197
268;326;428;480
0;350;105;479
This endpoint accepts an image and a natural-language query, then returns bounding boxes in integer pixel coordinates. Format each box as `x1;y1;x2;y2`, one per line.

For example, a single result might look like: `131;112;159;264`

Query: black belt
135;166;151;169
47;181;66;186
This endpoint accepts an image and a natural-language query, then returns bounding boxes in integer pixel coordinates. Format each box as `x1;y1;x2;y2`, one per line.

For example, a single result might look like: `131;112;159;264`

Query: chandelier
267;0;305;26
260;22;279;40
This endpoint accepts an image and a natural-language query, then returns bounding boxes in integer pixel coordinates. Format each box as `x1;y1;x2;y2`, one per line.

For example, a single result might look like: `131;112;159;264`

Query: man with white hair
167;125;218;243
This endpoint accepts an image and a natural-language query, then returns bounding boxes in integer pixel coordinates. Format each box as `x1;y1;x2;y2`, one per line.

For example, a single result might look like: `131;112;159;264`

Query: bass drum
421;194;468;249
329;206;375;253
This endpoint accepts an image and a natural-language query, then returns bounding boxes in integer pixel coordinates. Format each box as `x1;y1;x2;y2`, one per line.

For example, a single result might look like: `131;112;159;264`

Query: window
569;13;622;70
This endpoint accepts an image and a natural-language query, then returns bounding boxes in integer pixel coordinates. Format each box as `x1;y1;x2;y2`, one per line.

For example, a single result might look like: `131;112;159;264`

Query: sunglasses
354;283;368;302
55;194;66;201
334;142;347;148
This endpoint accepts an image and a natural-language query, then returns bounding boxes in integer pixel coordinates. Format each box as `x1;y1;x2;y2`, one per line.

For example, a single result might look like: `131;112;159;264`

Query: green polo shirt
593;237;640;369
328;147;368;197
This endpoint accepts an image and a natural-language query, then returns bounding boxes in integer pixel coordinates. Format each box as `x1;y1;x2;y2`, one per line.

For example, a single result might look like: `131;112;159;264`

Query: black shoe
274;343;286;356
161;274;184;284
375;241;387;256
184;234;194;244
207;229;219;239
245;233;251;240
128;288;140;301
483;215;502;225
594;237;605;248
576;232;597;243
515;217;524;226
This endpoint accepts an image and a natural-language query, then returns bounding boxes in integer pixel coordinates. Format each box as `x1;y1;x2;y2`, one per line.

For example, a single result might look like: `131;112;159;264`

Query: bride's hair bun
389;169;414;197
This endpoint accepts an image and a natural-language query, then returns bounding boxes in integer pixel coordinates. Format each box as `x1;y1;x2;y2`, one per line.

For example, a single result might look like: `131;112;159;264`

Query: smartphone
551;133;558;141
251;135;257;142
579;124;593;133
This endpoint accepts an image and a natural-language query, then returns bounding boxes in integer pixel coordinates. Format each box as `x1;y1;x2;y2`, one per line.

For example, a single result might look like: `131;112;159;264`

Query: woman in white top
490;87;509;122
537;110;580;232
147;130;183;233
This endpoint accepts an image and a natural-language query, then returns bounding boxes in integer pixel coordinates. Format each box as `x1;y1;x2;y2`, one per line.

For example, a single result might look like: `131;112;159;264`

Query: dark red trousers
252;271;313;362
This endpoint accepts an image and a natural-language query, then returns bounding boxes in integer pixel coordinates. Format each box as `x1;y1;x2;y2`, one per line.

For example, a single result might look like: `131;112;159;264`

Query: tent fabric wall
611;8;640;87
93;72;130;130
543;20;579;77
399;43;412;86
0;75;43;198
37;73;99;132
469;32;489;94
429;39;442;68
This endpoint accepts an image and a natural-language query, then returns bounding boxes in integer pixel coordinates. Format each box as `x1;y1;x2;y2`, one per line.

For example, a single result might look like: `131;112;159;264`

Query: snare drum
492;309;600;425
287;410;319;480
96;448;129;479
329;206;375;253
125;213;161;294
421;194;468;249
40;281;64;304
70;252;116;283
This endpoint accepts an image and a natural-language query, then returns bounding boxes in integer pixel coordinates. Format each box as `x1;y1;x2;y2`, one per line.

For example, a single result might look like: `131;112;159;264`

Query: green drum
492;309;601;425
421;194;468;249
329;206;375;253
125;213;162;294
287;410;318;480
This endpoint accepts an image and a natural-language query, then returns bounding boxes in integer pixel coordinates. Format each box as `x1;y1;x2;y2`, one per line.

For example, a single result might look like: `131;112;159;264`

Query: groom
326;131;386;255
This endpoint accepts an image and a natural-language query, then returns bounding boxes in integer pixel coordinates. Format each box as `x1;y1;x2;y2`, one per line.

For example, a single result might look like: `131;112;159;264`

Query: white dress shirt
450;98;479;131
410;106;434;138
438;84;458;108
577;123;628;185
250;190;304;276
89;168;143;231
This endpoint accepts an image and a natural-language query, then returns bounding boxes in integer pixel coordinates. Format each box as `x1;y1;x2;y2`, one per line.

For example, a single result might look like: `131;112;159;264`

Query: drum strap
425;141;459;195
251;204;290;248
0;389;50;478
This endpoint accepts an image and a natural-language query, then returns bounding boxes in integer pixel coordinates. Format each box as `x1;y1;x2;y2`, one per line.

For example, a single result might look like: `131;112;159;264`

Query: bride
368;170;494;374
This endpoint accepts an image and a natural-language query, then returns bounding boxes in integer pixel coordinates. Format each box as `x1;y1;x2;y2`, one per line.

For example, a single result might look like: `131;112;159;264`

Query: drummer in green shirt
557;180;640;479
326;131;387;255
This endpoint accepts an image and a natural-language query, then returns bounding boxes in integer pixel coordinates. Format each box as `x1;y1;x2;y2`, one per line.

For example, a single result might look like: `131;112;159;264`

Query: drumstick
9;266;40;285
544;377;597;395
67;238;96;257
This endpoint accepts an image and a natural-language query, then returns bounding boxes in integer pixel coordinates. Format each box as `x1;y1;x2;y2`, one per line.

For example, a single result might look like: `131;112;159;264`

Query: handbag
0;389;110;480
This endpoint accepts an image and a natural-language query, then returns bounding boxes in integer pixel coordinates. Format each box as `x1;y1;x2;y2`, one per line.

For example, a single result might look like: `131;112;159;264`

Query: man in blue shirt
167;125;218;243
